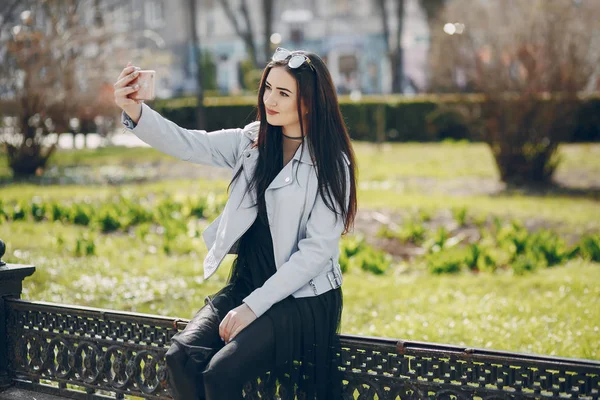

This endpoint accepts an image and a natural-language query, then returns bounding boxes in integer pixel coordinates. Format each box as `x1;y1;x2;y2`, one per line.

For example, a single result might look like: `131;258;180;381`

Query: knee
165;342;186;371
202;355;237;388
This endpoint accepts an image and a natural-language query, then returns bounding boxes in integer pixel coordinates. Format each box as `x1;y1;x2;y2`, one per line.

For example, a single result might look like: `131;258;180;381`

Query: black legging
165;294;276;400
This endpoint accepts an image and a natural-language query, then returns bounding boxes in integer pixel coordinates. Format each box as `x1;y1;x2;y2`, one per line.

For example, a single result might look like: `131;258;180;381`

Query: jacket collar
292;141;315;166
243;123;315;166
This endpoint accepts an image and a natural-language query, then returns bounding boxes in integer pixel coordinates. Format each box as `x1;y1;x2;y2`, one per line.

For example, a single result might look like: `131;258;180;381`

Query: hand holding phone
130;70;156;101
114;63;154;123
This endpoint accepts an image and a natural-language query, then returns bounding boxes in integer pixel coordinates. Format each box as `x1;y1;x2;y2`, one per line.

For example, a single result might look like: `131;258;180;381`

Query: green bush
0;201;7;224
353;246;392;275
12;201;28;221
339;235;391;275
70;204;93;226
426;246;469;274
50;202;69;222
74;233;96;257
377;220;427;245
425;226;452;253
576;235;600;262
187;196;208;219
30;198;46;222
98;208;121;233
512;253;540;275
425;107;472;141
452;207;468;227
151;95;600;142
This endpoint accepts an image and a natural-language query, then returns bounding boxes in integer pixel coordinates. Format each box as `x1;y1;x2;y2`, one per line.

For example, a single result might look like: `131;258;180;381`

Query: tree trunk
392;0;405;93
419;0;446;91
218;0;258;67
262;0;274;65
375;0;404;93
188;0;206;129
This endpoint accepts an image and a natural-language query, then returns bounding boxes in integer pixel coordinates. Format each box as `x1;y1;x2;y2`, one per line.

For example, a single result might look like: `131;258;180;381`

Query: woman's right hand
114;62;143;124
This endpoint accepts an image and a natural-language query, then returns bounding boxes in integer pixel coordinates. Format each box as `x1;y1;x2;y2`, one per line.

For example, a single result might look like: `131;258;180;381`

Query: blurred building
101;0;431;97
0;0;432;98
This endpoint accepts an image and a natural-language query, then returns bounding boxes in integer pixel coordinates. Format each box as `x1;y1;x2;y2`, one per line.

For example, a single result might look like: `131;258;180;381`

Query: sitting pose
114;47;357;399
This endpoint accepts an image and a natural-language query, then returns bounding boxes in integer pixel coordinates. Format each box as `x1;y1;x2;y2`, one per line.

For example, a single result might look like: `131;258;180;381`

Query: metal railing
3;297;599;399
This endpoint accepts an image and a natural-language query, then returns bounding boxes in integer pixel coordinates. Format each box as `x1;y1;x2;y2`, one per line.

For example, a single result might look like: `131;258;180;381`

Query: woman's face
262;66;301;128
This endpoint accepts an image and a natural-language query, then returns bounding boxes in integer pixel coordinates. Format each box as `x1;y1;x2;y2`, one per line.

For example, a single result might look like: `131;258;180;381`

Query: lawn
1;141;598;360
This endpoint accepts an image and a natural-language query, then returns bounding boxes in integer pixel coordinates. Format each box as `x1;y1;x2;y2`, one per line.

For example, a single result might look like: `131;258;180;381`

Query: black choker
282;131;304;141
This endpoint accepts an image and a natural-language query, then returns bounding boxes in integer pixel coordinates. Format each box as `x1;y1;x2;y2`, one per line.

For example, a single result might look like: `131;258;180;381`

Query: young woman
114;48;357;399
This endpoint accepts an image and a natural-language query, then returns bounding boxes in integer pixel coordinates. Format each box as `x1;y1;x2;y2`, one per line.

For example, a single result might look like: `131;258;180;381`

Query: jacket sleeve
242;158;351;319
123;103;257;169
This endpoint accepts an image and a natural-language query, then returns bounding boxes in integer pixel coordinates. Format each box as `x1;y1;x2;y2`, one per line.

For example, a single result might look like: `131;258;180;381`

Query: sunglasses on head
272;47;315;71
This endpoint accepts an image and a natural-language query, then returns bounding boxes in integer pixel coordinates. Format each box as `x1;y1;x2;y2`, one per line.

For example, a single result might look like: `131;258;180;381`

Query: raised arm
122;103;252;168
114;63;252;168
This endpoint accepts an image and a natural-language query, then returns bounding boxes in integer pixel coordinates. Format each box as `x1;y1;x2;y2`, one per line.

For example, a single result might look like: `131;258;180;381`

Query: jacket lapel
268;142;314;190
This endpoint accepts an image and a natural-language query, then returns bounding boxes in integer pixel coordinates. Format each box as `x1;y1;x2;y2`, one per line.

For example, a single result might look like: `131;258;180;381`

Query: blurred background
0;0;598;360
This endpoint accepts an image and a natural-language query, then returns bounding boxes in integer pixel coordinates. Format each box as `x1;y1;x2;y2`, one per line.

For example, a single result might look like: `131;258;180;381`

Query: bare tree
418;0;446;90
0;0;117;177
217;0;258;66
217;0;275;67
375;0;404;93
0;0;21;32
429;0;600;185
188;0;206;128
262;0;274;63
419;0;445;38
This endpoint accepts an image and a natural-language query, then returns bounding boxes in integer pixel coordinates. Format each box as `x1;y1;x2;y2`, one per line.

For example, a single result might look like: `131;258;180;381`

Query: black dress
208;157;344;399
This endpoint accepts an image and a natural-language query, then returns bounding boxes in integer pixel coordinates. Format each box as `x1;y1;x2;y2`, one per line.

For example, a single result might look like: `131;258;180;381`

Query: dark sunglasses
272;47;315;71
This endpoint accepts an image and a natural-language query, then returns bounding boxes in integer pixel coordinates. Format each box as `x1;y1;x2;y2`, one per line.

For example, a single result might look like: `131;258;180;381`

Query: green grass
2;220;598;360
343;261;599;360
4;178;598;233
0;179;229;203
1;141;599;361
2;142;599;181
354;142;499;180
359;190;600;231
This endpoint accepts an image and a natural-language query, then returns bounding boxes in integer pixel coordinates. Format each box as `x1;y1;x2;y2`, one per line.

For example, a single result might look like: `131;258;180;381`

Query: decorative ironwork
4;298;600;399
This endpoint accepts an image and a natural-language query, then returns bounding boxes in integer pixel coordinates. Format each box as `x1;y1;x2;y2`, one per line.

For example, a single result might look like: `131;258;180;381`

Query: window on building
145;0;165;28
339;54;358;75
338;54;359;94
335;0;352;14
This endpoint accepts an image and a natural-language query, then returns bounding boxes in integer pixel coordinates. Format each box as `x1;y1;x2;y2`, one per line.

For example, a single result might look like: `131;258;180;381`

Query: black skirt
209;202;344;399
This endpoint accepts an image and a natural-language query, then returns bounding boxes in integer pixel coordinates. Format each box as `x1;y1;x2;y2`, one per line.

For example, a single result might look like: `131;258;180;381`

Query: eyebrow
265;80;293;94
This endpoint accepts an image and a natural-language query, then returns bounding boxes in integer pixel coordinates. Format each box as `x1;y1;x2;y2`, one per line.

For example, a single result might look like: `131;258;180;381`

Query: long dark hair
228;50;357;234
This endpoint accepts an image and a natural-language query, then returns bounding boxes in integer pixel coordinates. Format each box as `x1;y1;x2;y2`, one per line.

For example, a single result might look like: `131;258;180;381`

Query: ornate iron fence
3;297;599;399
0;249;599;399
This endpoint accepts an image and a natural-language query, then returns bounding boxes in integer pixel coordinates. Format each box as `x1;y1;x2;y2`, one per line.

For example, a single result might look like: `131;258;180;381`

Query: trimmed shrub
152;95;599;142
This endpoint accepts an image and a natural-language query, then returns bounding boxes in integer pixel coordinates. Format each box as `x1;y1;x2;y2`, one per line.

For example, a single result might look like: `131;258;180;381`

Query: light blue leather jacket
122;104;349;318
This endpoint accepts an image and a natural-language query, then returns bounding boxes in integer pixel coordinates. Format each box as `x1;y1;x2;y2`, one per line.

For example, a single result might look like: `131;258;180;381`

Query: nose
264;92;277;109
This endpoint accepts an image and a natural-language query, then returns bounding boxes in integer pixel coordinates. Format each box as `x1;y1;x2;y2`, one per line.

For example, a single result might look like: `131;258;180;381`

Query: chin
266;114;283;126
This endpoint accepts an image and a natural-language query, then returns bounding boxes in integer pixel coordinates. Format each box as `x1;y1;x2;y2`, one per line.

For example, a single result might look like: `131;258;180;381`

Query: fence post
0;239;36;389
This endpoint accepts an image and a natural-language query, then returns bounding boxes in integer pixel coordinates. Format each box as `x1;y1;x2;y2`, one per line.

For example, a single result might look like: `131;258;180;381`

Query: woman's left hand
219;303;257;343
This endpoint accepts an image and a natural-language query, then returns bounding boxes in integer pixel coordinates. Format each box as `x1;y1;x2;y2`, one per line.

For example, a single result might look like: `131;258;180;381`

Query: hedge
151;95;600;143
1;95;597;142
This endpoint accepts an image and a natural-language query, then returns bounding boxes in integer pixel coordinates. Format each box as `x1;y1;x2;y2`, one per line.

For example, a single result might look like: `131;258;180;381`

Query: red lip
266;108;279;115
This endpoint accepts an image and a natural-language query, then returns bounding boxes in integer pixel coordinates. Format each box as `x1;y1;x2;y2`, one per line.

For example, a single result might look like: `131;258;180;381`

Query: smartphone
130;70;156;101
